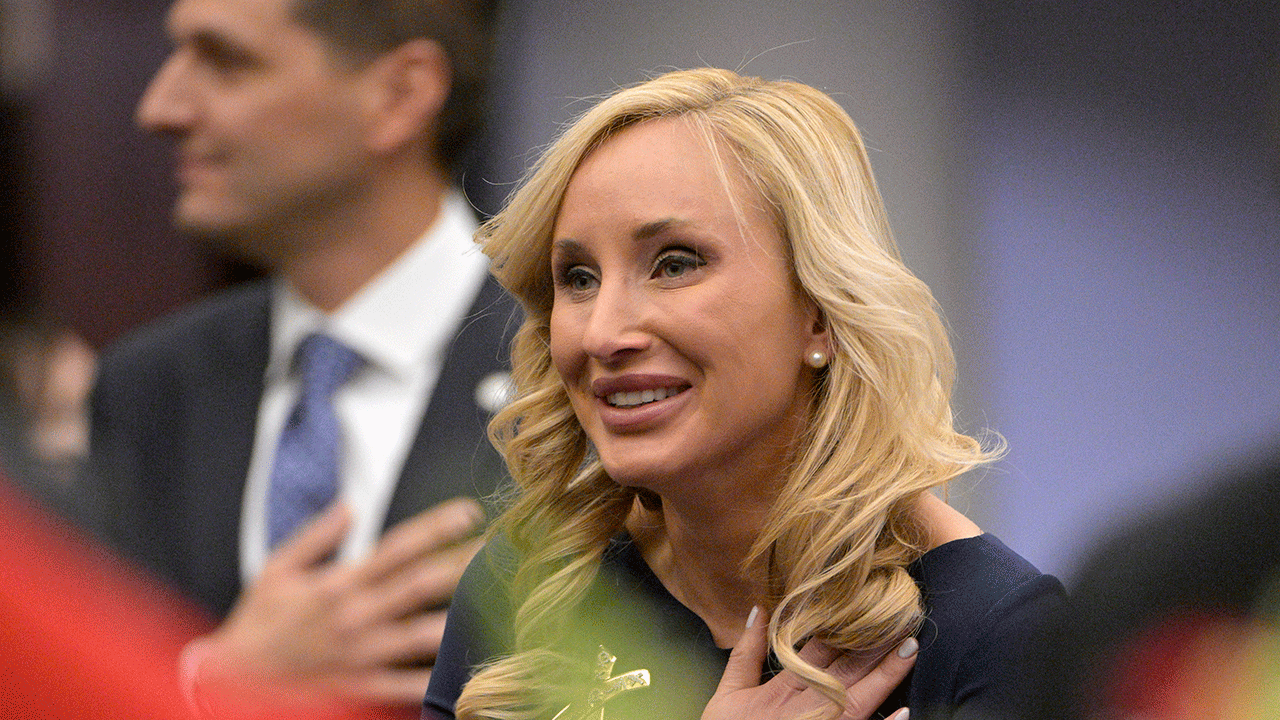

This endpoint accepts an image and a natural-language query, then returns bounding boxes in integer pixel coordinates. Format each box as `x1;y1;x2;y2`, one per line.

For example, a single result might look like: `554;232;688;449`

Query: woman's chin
599;460;671;496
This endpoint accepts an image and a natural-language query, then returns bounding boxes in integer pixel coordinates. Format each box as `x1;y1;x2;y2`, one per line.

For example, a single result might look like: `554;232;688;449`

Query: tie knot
295;333;364;398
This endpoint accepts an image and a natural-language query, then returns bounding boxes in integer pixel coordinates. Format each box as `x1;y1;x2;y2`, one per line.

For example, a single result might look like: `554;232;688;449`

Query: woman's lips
592;374;691;402
589;374;692;427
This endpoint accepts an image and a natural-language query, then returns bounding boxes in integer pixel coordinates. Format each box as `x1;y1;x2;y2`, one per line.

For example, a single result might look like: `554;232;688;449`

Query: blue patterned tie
266;333;365;548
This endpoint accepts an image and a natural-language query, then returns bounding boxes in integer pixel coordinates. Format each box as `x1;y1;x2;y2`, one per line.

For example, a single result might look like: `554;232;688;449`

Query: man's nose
135;53;196;134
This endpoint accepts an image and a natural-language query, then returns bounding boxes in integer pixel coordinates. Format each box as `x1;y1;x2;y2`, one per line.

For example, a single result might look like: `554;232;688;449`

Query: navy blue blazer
87;276;517;618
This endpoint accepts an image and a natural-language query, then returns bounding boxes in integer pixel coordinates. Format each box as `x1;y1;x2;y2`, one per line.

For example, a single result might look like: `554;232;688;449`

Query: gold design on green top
551;645;651;720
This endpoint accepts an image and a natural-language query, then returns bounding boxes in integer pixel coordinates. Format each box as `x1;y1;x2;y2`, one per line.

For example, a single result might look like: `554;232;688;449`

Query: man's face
138;0;377;261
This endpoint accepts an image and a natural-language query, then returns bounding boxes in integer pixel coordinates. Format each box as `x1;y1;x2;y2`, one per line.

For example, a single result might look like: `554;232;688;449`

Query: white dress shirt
239;192;490;581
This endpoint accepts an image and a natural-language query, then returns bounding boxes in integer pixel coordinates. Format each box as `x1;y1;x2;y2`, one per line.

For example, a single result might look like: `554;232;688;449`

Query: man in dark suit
86;0;511;712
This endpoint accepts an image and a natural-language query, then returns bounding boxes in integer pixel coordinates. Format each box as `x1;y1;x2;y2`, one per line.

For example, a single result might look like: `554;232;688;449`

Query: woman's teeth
606;387;680;408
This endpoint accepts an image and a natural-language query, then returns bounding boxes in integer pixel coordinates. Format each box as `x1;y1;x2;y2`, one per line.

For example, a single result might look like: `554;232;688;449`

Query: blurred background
2;0;1277;580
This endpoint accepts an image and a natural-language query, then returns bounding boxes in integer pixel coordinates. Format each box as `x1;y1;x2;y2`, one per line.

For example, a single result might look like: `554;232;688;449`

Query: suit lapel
181;281;272;616
384;277;518;528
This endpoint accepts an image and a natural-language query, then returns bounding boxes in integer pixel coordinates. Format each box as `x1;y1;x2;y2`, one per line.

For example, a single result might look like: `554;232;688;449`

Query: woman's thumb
713;606;769;696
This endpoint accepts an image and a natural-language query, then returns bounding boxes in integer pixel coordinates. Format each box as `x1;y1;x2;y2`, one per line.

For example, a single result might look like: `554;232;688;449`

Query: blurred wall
965;2;1280;575
19;0;236;349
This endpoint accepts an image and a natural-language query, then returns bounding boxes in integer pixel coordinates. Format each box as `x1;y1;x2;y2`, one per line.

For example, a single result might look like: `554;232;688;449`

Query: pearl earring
806;350;828;369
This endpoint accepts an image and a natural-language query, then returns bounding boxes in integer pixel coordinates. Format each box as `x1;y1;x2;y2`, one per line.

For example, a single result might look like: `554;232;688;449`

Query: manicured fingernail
897;637;919;658
891;708;909;720
745;606;760;629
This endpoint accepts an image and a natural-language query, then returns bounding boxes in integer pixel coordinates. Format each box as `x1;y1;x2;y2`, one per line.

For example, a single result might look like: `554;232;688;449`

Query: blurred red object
0;479;415;720
1098;609;1280;720
0;478;210;718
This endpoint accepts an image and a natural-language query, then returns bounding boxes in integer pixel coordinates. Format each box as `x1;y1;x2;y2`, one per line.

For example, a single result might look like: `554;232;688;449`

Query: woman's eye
560;266;598;292
653;250;705;279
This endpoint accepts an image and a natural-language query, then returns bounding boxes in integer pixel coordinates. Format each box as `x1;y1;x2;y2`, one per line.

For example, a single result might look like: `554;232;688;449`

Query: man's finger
356;497;484;582
347;609;449;667
342;536;483;627
712;606;769;697
329;667;435;705
267;501;352;570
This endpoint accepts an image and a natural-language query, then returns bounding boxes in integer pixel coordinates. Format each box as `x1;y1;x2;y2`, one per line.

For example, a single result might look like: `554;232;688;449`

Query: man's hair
291;0;500;176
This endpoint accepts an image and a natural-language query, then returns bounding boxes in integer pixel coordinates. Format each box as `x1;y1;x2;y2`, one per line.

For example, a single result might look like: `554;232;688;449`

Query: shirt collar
267;190;489;382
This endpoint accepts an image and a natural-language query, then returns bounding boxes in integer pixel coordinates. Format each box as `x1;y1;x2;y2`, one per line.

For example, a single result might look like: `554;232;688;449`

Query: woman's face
548;117;826;496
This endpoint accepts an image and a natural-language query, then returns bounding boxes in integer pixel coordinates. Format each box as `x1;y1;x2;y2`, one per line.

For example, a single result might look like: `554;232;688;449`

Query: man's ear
363;38;450;156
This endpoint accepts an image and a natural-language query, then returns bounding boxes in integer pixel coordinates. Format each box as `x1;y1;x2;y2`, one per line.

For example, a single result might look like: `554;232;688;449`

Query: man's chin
173;194;234;235
172;203;269;264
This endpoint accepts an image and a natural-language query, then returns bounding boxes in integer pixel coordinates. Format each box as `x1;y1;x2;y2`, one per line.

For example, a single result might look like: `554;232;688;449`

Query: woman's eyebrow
551;238;584;257
551;218;696;257
634;218;687;242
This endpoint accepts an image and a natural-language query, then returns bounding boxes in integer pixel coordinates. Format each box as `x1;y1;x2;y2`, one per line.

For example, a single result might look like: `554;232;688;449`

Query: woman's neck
627;491;771;648
624;489;982;648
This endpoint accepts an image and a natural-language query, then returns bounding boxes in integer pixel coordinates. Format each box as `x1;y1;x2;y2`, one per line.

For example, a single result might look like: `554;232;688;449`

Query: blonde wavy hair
457;68;1002;720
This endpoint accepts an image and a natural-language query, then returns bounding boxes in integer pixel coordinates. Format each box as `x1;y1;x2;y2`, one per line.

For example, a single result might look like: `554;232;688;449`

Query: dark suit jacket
87;276;518;618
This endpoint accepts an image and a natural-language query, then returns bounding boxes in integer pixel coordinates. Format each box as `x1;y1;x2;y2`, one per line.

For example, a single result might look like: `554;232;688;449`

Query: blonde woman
423;68;1064;720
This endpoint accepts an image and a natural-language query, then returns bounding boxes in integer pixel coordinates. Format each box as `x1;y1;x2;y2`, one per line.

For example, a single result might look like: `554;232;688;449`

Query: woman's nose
580;279;652;362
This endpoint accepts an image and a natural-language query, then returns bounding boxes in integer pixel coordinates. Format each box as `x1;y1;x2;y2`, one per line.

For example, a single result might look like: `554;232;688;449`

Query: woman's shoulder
914;492;983;549
423;532;523;718
907;533;1067;714
447;531;520;610
911;533;1062;608
909;493;1060;614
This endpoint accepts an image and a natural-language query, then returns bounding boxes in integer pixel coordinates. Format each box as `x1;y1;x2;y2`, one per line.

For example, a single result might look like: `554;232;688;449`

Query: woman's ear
362;38;450;156
808;305;832;356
